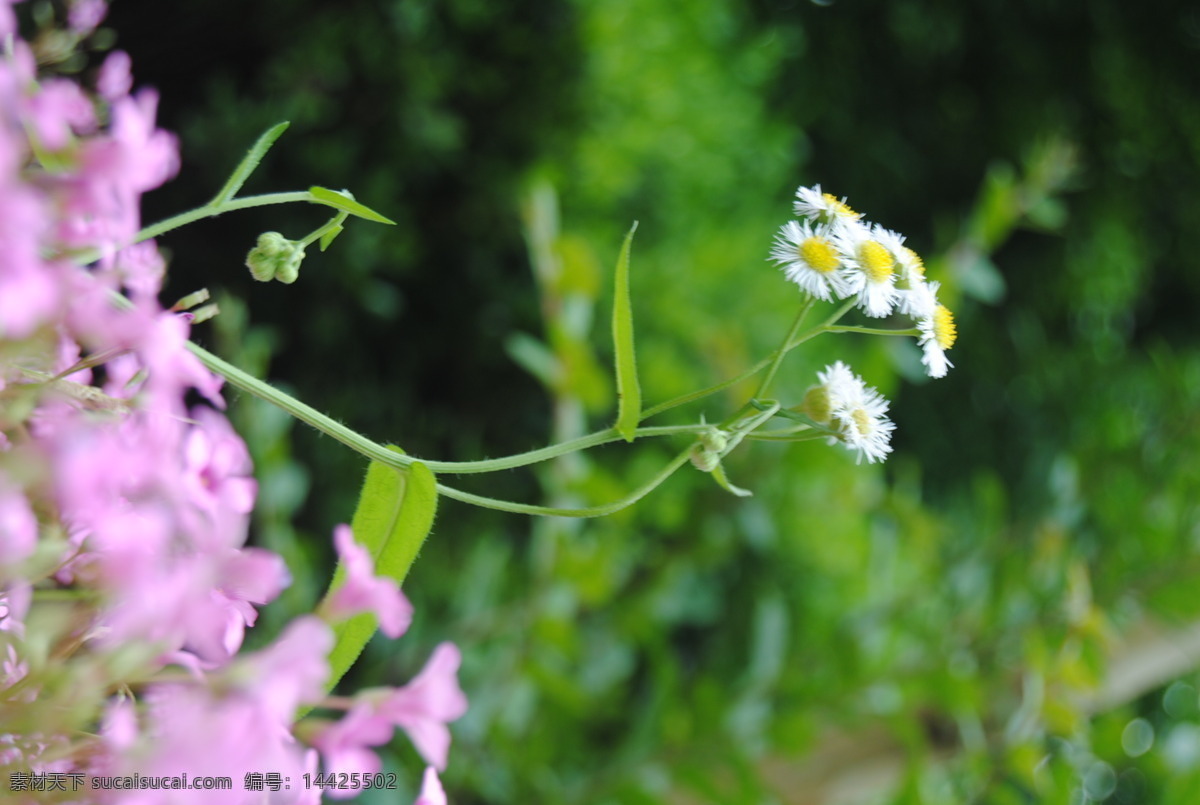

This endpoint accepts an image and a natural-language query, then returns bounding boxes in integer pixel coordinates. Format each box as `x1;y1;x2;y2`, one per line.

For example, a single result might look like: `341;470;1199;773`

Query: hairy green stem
434;448;693;517
188;342;709;475
134;192;313;244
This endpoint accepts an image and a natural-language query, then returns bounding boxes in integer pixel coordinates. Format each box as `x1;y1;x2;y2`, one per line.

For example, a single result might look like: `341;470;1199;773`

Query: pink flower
323;524;413;638
110;240;165;299
415;767;447;805
22;78;95;151
117;682;311;805
180;407;257;550
380;643;468;770
242;616;332;723
0;477;36;565
308;702;394;794
67;0;107;35
97;50;132;102
312;643;467;781
63;89;178;248
0;0;20;39
0;185;57;338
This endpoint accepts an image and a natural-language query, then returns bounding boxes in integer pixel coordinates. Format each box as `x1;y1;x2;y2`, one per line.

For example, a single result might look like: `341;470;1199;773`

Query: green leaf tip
711;462;753;497
318;223;345;252
613;221;641;443
308;186;396;225
210;122;292;206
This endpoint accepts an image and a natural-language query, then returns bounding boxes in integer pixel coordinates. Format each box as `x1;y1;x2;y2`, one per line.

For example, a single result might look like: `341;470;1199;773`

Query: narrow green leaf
321;448;438;694
612;221;641;442
308;186;396;225
318;222;345;252
209;122;290;206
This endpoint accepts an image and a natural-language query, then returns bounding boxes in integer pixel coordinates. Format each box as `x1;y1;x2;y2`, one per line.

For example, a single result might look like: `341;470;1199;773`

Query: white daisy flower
805;362;895;464
793;184;863;230
835;222;901;318
769;220;852;301
892;245;929;316
913;281;957;378
816;360;862;404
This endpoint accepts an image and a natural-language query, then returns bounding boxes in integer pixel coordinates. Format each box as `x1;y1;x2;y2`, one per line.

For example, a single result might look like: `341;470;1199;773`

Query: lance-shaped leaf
209;122;290;206
612;222;641;442
308;186;396;225
321;448;438;694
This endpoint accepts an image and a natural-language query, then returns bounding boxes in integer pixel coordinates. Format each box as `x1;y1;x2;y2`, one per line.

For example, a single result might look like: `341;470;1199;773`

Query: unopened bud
799;385;833;424
689;426;728;473
246;232;305;284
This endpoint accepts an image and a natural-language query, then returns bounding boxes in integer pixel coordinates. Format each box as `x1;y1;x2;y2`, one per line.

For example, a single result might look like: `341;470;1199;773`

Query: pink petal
415;767;447;805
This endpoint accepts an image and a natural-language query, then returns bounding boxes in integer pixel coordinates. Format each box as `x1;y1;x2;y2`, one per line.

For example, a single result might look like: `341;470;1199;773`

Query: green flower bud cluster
689;426;729;472
246;232;305;284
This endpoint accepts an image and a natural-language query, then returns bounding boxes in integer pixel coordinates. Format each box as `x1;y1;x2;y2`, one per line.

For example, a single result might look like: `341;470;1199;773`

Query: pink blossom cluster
0;5;463;802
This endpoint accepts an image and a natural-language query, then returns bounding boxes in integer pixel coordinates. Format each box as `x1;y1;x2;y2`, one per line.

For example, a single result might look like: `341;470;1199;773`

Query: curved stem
182;298;859;486
434;447;693;517
188;341;709;474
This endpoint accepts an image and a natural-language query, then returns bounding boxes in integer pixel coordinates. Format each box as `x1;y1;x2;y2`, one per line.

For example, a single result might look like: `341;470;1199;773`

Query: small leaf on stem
612;221;641;442
308;186;396;225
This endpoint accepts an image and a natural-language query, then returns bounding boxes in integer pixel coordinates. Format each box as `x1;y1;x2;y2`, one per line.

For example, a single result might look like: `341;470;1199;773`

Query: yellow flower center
823;193;860;220
851;407;873;436
933;304;957;350
858;241;894;283
799;236;840;274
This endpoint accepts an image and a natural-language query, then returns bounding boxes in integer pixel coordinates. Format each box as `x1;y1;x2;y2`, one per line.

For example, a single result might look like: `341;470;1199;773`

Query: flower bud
799;385;833;424
689;426;728;472
246;232;305;284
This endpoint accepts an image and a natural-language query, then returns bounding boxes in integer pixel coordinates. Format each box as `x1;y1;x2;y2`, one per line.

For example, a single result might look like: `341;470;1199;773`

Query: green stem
73;191;322;266
297;210;350;249
188;341;709;475
746;430;825;443
640;298;856;422
824;325;920;337
135;192;312;244
434;448;693;517
754;298;813;399
188;342;703;516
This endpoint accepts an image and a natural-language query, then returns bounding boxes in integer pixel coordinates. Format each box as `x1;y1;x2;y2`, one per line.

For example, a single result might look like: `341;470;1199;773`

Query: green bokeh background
98;0;1200;801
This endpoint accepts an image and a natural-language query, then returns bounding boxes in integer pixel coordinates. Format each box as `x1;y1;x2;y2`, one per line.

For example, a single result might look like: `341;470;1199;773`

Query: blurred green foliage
103;0;1200;801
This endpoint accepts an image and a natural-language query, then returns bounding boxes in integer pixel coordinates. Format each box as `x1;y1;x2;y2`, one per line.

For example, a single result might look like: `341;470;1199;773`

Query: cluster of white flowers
770;185;963;464
802;361;896;464
770;185;958;379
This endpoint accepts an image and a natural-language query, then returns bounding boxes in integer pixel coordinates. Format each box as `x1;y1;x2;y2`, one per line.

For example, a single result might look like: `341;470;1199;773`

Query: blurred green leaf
322;449;438;694
612;221;641;442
